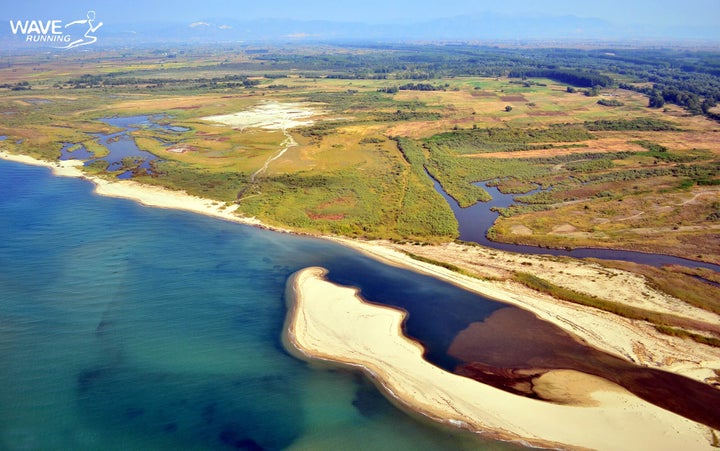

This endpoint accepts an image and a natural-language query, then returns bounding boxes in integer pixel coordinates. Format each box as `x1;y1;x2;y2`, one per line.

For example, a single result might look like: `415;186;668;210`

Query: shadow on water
429;173;720;271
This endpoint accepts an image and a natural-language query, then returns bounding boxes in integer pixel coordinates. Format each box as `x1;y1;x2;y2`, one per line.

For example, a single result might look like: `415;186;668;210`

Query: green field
1;44;719;259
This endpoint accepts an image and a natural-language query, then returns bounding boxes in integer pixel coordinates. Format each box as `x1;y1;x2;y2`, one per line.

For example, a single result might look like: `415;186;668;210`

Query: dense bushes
508;69;613;88
393;138;458;238
425;125;593;154
597;98;624;107
584;118;679;131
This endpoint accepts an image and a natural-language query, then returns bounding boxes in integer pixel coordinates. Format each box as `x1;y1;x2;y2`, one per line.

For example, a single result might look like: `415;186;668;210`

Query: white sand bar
2;150;718;448
284;267;716;451
201;101;321;130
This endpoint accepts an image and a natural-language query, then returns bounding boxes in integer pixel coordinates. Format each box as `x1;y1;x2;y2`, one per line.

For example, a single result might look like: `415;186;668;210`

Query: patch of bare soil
500;95;528;102
510;224;533;235
202;101;322;130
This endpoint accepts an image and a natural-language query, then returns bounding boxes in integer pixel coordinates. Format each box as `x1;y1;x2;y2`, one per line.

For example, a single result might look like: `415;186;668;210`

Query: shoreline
3;151;720;442
283;267;715;450
3;150;719;374
0;150;275;230
326;237;720;379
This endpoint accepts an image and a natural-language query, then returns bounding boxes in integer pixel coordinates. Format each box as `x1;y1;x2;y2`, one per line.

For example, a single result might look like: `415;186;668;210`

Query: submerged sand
3;150;720;447
284;267;716;450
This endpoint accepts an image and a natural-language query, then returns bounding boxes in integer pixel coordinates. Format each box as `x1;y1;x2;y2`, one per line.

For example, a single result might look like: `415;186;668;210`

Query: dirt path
250;126;296;182
201;102;321;200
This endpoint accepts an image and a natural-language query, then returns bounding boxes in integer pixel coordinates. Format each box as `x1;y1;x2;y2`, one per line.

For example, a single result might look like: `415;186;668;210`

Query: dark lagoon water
1;159;525;450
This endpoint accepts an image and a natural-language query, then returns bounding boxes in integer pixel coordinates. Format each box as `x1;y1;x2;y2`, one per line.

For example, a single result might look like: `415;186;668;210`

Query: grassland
2;44;719;353
0;45;718;259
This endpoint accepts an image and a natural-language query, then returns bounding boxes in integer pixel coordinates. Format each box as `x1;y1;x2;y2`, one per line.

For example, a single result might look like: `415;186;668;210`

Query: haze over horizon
3;0;719;43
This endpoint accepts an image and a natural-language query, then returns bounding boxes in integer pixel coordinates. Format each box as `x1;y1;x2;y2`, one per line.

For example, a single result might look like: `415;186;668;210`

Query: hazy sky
4;0;719;28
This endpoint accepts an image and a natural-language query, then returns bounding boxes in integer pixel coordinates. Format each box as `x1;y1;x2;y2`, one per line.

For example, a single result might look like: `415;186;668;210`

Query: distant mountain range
3;13;718;49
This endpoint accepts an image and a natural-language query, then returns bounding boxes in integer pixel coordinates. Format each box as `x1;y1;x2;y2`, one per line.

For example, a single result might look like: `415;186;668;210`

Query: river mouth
448;307;720;429
323;259;720;430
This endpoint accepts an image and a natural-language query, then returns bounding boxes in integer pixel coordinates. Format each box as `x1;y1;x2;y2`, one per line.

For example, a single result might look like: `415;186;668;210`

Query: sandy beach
0;150;270;229
283;267;715;450
3;150;720;446
326;238;720;385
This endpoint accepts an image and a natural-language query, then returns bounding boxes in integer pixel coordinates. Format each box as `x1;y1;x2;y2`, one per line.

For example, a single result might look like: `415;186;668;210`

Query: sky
0;0;720;36
4;0;719;28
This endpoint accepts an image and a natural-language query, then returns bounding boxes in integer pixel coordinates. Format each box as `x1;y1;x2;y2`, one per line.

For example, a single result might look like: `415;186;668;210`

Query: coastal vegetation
1;44;718;264
513;271;720;347
2;45;719;416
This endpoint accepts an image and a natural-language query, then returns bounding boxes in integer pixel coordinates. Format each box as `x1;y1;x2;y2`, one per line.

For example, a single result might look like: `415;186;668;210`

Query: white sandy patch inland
201;101;322;130
284;266;715;451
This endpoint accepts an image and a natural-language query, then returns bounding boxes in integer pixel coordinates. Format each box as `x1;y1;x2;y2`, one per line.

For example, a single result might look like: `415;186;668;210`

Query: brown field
500;95;528;102
493;183;720;264
1;57;718;263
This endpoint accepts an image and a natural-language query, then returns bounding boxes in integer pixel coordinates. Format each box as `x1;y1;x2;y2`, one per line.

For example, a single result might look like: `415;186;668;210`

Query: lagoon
3;157;718;450
0;159;518;450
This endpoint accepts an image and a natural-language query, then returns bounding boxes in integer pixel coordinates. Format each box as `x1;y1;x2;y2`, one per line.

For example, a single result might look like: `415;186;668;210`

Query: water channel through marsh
35;116;720;446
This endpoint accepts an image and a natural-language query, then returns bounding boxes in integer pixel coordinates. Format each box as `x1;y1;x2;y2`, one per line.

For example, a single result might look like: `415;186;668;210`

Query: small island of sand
3;150;719;448
283;266;716;450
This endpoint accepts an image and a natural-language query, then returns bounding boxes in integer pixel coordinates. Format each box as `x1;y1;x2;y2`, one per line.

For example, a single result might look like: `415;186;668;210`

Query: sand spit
284;267;716;451
4;149;719;381
327;238;720;386
201;101;322;130
3;150;720;446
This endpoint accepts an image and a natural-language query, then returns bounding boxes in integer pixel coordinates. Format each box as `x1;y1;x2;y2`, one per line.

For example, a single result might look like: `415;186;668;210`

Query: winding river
3;115;720;448
70;115;720;272
430;175;720;272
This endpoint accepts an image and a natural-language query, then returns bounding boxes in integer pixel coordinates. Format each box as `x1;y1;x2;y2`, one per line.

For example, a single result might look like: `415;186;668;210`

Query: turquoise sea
0;160;520;450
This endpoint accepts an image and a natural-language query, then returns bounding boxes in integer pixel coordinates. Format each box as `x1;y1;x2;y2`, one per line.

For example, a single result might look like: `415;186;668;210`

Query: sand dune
201;101;321;130
283;267;716;450
3;150;719;448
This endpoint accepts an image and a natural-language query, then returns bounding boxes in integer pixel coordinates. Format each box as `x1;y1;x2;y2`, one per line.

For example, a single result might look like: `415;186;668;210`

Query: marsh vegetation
1;44;718;259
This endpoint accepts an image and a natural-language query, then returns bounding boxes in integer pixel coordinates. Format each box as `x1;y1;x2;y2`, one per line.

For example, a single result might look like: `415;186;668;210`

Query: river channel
429;175;720;272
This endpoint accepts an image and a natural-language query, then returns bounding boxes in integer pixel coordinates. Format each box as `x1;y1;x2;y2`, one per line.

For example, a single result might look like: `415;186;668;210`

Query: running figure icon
59;10;103;49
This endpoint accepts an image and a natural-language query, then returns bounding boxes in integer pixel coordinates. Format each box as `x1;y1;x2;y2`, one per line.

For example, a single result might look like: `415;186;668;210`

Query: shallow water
59;142;94;160
0;160;522;450
59;115;189;179
449;308;720;429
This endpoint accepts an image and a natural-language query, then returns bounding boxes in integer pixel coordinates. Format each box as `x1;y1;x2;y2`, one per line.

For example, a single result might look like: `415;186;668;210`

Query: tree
648;93;665;108
505;105;513;112
584;86;601;97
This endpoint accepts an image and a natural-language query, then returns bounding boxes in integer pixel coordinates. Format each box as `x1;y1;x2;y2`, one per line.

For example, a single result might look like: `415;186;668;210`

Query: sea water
0;160;519;450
